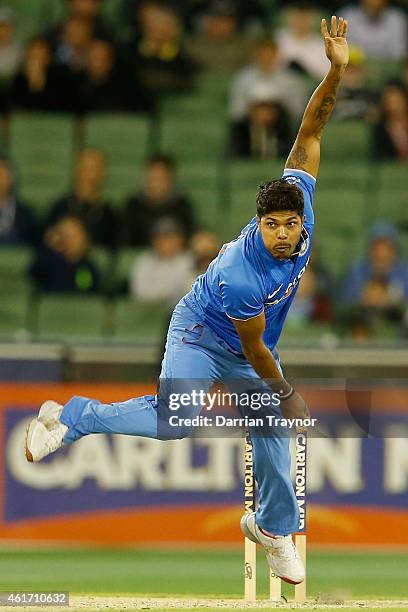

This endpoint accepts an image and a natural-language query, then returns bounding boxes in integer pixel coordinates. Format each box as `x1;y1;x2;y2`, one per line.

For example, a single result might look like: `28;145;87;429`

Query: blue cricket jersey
183;169;316;354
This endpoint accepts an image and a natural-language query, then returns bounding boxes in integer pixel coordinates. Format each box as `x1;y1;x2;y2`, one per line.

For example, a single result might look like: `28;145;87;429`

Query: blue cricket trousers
60;298;300;535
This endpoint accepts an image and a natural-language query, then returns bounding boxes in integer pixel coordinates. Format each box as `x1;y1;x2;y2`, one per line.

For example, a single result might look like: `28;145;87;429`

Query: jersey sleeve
282;169;316;225
219;272;264;321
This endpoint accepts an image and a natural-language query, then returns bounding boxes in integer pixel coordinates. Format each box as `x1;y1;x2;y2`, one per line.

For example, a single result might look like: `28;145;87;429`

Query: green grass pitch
0;549;407;611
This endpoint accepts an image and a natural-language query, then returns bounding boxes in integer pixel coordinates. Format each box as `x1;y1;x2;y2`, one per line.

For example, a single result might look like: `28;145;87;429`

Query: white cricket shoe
240;512;305;585
25;400;68;462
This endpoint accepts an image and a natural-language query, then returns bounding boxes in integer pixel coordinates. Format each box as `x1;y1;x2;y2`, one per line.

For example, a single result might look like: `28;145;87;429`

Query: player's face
257;212;303;260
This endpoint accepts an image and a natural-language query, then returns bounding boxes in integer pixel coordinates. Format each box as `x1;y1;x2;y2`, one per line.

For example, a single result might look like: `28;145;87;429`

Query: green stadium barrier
82;113;155;203
10;113;74;213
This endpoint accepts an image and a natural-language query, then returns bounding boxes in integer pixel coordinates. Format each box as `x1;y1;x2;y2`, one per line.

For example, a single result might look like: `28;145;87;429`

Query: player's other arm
285;16;349;179
232;314;309;419
232;312;283;381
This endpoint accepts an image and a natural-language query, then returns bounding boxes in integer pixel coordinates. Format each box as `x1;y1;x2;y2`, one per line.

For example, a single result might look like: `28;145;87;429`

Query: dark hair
256;179;304;218
147;153;176;171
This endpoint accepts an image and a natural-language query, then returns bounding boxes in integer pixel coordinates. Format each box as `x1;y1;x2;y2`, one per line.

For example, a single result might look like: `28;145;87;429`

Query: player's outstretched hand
321;15;349;68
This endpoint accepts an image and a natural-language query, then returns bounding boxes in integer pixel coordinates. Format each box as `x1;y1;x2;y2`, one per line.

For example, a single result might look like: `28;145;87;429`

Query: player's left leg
25;300;222;461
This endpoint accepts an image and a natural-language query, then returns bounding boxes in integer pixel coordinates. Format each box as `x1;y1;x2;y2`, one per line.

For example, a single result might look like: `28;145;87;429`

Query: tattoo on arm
286;144;309;171
313;74;341;138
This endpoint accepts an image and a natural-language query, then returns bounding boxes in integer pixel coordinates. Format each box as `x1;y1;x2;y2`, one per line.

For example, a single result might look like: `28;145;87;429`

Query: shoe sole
240;514;259;545
25;419;38;463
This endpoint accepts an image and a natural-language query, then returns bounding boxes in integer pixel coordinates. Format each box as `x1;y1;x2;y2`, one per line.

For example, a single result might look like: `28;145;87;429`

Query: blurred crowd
0;0;408;342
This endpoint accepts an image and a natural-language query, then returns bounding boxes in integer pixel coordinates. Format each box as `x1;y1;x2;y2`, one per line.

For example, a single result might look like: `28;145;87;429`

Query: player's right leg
25;300;221;462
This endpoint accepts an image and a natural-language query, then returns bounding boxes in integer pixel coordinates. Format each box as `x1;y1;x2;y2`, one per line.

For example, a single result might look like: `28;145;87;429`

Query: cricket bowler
26;16;349;586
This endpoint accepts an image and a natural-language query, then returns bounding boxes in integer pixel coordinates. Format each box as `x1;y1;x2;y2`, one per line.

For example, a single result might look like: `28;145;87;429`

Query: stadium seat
225;159;284;238
10;113;74;213
100;0;125;32
159;110;228;162
89;247;116;293
0;245;33;292
177;161;221;230
114;248;140;287
196;72;231;106
0;291;31;338
0;246;33;336
33;294;109;341
314;225;364;280
160;69;229;116
113;298;170;343
365;59;404;90
225;159;367;277
280;321;334;345
318;160;370;191
323;120;370;160
369;161;407;224
82;113;155;202
3;0;64;41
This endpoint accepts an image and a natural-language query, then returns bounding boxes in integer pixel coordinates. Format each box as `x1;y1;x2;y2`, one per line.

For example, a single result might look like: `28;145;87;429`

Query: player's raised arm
285;16;349;179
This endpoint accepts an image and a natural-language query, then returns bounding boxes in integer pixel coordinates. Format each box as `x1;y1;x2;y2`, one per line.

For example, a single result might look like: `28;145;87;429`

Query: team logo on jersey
267;285;283;300
284;175;301;185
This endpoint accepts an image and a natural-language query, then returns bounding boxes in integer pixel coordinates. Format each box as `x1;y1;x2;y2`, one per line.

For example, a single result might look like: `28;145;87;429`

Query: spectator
125;1;197;97
190;230;220;275
185;229;220;289
30;216;100;293
45;149;117;249
52;16;93;72
0;7;22;113
229;87;292;159
276;2;329;81
129;218;193;304
290;266;334;325
343;0;407;60
45;0;114;49
123;0;268;35
230;39;307;123
0;157;38;246
400;59;408;95
372;83;408;160
334;46;377;121
121;154;196;247
78;38;153;113
11;37;76;112
343;222;408;314
186;0;255;74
